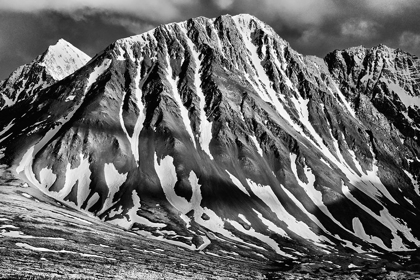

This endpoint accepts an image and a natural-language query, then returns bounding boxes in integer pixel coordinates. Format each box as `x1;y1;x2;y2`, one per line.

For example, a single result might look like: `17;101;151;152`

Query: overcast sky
1;0;420;80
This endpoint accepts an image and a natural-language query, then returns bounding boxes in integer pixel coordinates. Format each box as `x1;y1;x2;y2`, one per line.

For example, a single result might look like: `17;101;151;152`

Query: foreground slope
0;163;266;279
1;14;419;263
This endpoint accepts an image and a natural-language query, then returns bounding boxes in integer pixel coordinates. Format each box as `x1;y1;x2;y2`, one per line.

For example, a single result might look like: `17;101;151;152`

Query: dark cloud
1;0;420;79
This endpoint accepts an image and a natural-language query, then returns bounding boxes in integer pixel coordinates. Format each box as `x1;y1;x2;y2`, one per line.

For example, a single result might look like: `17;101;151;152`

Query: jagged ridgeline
0;14;419;261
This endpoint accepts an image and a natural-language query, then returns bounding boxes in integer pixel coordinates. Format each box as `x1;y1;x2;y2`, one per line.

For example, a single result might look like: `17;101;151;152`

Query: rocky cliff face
325;45;420;169
1;14;419;263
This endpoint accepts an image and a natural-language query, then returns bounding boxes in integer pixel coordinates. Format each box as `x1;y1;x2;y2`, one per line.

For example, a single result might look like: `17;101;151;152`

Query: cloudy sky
1;0;420;79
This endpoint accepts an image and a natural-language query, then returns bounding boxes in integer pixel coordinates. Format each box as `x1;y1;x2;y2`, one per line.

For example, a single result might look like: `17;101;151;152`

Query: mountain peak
38;39;91;80
0;38;91;109
231;13;260;23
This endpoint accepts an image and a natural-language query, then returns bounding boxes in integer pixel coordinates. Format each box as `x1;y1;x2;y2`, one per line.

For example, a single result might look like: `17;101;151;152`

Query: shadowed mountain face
0;14;419;263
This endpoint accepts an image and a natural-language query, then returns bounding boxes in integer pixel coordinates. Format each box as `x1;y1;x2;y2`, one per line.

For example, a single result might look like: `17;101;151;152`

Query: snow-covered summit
38;39;91;80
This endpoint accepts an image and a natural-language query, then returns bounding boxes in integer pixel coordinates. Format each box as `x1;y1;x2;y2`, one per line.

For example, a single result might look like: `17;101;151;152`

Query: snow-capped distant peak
38;39;91;80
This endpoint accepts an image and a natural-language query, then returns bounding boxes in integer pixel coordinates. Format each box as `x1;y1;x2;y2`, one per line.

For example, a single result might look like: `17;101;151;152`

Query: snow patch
180;214;191;228
154;154;189;213
60;153;91;207
20;193;32;199
65;95;75;102
1;95;16;108
99;163;127;214
86;192;100;211
250;135;263;157
238;214;251;225
388;82;420;109
352;217;387;250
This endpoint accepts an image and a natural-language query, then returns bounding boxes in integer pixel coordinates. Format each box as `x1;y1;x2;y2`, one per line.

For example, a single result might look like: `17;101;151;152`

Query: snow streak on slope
131;65;147;165
352;217;387;250
331;84;356;119
227;170;250;196
250;135;263;157
253;209;289;238
165;51;196;149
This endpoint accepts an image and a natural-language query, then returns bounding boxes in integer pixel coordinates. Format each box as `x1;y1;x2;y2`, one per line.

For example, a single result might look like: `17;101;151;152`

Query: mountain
0;39;90;110
325;45;420;155
1;14;420;270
